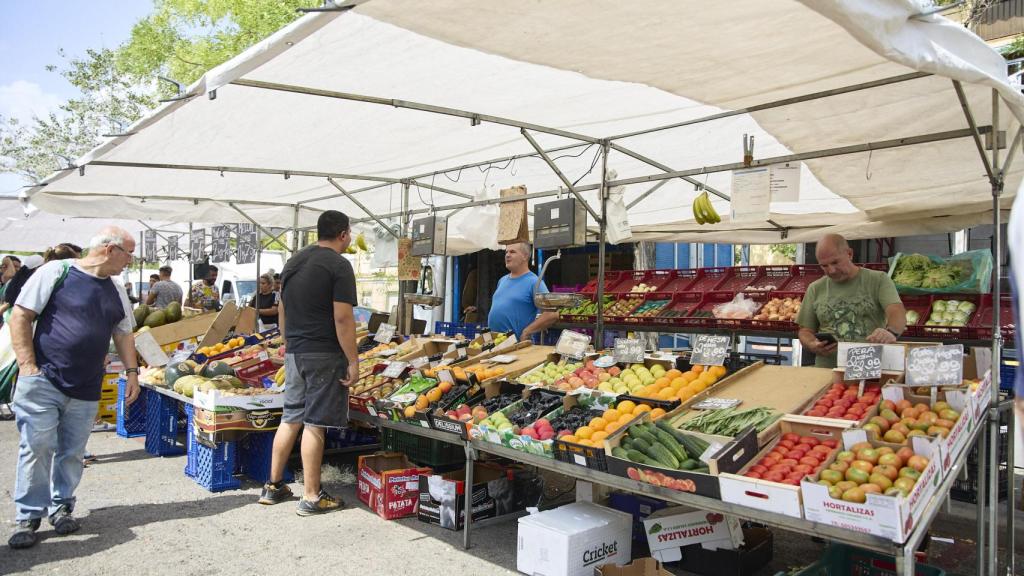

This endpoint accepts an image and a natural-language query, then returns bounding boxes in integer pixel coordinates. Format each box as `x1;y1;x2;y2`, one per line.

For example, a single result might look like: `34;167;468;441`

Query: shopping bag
604;170;632;244
497;185;530;245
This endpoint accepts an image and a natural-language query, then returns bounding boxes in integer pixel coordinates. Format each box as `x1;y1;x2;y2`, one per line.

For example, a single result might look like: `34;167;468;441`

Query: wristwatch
885;327;901;339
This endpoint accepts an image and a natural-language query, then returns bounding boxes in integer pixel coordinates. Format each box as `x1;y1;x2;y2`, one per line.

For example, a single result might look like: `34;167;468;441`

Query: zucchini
631;428;661;448
693;466;710;474
656;420;693;446
652;428;688;462
679;458;699;470
626;450;653;465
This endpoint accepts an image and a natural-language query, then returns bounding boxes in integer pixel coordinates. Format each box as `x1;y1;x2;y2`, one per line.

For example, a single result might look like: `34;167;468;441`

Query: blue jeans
11;373;97;521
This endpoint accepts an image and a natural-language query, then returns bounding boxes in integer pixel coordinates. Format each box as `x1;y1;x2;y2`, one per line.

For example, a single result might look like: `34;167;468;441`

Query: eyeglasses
109;244;133;258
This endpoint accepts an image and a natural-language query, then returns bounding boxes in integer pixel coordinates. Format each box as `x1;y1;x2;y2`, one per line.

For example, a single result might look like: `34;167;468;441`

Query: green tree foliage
1;0;319;185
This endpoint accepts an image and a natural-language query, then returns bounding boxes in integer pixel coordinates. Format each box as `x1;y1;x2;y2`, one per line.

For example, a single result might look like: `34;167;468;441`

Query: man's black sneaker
49;504;80;536
258;482;293;505
296;489;343;516
8;518;41;549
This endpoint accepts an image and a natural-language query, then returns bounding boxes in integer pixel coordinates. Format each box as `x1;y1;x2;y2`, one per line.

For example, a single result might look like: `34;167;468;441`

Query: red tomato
745;471;762;479
798;437;820;446
778;440;796;449
762;453;781;463
750;464;768;474
799;456;820;467
822;439;839;448
784;450;804;460
793;464;814;475
765;472;785;483
780;458;799;467
807;409;826;417
781;477;800;486
782;433;800;443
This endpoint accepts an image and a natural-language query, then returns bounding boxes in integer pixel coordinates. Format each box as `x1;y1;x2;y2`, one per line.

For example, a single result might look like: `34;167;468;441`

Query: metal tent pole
399;182;410;333
255;224;261;328
977;427;989;576
595;142;610;347
987;89;1003;576
291;205;300;255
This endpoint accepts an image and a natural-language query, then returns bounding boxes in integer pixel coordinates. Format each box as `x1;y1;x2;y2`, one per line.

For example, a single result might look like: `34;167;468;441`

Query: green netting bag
887;250;993;295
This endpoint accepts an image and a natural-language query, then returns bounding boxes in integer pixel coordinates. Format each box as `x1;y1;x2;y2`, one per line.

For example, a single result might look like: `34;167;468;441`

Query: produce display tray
682;291;769;330
581;272;625;295
649;292;703;327
744;291;802;332
970;294;1016;342
614;292;674;325
662;268;700;293
610;269;675;295
906;294;982;341
778;265;823;293
714;266;763;293
688;267;733;293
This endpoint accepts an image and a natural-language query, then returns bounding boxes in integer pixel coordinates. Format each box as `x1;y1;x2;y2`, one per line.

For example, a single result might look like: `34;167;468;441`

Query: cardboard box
718;415;852;519
516;501;632;576
357;452;431;520
608;493;670;546
677;527;774;576
192;407;282;434
595;558;673;576
417;463;539;530
880;385;975;468
800;430;944;543
144;312;217;347
192;387;284;410
197;301;240;349
473;388;566;457
641;506;744;563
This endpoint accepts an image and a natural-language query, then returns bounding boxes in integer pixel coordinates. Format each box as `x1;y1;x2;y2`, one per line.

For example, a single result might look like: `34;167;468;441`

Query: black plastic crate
380;427;464;469
950;407;1011;504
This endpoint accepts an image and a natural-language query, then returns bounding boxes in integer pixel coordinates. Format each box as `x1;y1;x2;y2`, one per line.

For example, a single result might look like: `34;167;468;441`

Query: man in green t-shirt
796;234;906;368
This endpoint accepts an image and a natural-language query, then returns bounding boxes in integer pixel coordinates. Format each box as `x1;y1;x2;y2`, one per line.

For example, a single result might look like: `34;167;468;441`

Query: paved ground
0;421;1021;576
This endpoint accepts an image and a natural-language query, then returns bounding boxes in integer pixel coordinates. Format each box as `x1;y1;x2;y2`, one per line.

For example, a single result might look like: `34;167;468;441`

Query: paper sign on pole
769;163;801;202
730;167;770;222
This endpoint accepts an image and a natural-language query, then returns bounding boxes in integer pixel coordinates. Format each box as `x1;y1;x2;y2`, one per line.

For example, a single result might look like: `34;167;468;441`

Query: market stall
15;1;1021;574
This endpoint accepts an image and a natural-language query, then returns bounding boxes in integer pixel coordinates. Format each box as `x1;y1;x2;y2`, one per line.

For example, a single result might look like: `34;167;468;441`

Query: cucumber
656;419;710;457
621;437;635;450
652;428;688;462
611;447;629;459
648;442;680;469
693;466;710;474
631;428;661;448
631;437;674;469
626;450;653;465
679;459;699;470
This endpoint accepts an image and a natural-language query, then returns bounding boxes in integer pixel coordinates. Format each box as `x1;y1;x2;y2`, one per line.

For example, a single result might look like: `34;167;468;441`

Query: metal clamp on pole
743;133;755;167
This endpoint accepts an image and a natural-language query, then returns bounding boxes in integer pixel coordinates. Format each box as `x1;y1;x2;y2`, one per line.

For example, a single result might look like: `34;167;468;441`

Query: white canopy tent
19;0;1024;252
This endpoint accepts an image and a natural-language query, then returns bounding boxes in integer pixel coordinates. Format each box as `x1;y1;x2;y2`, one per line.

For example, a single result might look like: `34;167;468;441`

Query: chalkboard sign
190;228;205;261
236;223;257;265
167;235;180;261
143;230;157;263
845;345;882;381
211;226;231;263
555;330;591;360
613;338;644;364
373;323;396;344
905;344;964;387
690;334;729;366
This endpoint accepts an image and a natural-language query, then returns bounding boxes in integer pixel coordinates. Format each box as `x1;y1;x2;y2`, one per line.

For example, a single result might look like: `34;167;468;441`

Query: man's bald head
818;234;850;254
89;226;135;251
85;226;136;277
816;234;857;282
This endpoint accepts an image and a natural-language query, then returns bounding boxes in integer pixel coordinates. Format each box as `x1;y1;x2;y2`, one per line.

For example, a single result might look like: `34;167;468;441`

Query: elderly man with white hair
6;226;141;550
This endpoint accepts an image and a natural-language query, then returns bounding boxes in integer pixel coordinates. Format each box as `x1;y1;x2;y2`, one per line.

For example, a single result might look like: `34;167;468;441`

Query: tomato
781;433;800;443
822;439;839;449
799;456;820;467
762;453;781;463
798;437;820;446
745;471;762;479
765;472;785;482
778;440;796;449
750;464;768;474
793;464;814;475
807;409;826;417
780;458;799;467
781;477;800;485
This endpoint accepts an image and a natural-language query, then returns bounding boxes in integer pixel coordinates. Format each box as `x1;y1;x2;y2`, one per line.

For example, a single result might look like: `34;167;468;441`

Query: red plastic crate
604;294;648;324
779;265;823;293
899;295;933;335
650;292;703;327
581;271;624;295
745;291;804;332
681;291;769;329
687;267;733;293
609;270;674;295
860;262;890;272
715;266;762;293
236;359;278;387
618;292;674;325
559;293;597;324
971;294;1016;342
910;294;982;340
750;265;793;292
662;268;699;293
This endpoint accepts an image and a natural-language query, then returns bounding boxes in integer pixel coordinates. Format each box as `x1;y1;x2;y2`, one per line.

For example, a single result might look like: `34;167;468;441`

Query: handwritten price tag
845;345;882;381
613;338;645;364
691;334;729;366
906;344;963;387
382;361;408;379
373;323;397;344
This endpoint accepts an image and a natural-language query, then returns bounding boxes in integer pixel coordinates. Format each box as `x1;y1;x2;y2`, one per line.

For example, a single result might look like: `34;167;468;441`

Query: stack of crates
97;373;120;424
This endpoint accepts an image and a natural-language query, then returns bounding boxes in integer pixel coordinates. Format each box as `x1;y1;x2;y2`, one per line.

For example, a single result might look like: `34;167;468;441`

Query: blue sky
0;1;153;195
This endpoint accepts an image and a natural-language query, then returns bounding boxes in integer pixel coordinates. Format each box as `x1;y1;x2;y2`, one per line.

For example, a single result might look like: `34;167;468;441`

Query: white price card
690;334;729;366
382;361;409;379
769;163;801;202
489;355;518;364
373;323;397;344
730;167;770;222
555;330;591;360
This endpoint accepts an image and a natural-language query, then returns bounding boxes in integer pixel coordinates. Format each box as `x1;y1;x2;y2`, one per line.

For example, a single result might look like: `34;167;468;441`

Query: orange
650;408;667;420
657;388;674;400
604;421;622;434
711;365;728;378
666;369;683;380
603;409;622;422
677;389;694;401
682;372;698;383
576;426;594;440
414;395;429;410
617;400;637;414
692;380;708;392
589;417;608;431
562;435;578;443
617;412;635;423
403;406;417;418
654;377;670;388
633;404;652;415
591;431;609;443
426;387;443;403
691;365;704;373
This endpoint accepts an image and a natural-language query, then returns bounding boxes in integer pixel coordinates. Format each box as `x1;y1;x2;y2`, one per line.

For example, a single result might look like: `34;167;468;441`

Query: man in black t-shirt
258;210;358;516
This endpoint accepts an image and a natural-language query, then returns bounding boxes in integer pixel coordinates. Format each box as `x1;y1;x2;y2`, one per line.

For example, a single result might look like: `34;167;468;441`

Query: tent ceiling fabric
20;0;1024;252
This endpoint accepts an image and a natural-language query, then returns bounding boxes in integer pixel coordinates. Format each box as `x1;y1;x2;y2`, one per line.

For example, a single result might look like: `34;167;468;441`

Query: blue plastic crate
116;378;147;438
999;361;1017;392
608;493;669;545
184;405;240;492
325;427;378;450
144;388;185;456
238;432;293;484
434;321;482;338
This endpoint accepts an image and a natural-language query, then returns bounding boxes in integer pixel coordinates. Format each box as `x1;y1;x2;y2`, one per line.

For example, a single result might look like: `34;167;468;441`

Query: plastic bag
604;169;632;245
887;249;993;295
713;293;761;320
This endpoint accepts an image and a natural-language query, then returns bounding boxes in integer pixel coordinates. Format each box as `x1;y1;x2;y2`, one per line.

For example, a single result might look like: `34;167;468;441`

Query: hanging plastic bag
888;249;994;295
604;169;632;245
713;293;761;320
451;184;500;253
370;221;400;269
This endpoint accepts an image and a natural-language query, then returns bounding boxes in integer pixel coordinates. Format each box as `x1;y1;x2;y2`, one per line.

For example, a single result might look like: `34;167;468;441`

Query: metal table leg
463;441;476;550
977;424;989;576
1004;402;1014;576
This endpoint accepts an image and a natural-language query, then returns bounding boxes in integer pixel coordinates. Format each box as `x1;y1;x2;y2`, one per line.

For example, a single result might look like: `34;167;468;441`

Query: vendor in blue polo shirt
488;242;559;341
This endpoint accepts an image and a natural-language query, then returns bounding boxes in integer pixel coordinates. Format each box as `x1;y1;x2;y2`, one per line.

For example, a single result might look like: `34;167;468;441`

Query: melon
133;304;150;328
143;310;166;328
165;301;182;323
201;361;236;378
164;362;195;387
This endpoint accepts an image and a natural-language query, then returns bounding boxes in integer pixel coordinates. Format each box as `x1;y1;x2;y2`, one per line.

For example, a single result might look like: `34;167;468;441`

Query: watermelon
201;361;236;378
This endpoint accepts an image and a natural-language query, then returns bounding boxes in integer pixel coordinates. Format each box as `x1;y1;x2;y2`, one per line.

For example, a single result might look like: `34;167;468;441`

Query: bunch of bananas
691;191;721;225
344;232;371;254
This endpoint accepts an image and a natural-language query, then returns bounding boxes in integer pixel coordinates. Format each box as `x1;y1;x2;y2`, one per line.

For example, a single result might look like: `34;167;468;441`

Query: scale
405;258;444;309
533;250;582;311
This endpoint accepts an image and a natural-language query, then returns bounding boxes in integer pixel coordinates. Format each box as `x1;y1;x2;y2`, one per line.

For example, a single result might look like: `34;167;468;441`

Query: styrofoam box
801;431;944;543
517;501;632;576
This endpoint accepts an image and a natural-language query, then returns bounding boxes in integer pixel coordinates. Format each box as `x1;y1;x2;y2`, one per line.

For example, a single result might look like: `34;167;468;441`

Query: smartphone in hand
815;332;837;344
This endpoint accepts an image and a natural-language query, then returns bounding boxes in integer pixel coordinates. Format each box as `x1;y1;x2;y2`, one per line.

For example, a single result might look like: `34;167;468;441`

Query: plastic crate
551;284;584;293
682;291;768;329
745;291;803;332
610;270;674;295
779;264;824;293
238;432;293;484
236;359;278;388
971;294;1016;344
715;266;763;293
617;292;674;325
380;426;464;469
950;406;1011;503
911;295;982;341
688;266;732;293
650;292;702;327
999;361;1017;392
434;321;482;338
116;378;147;438
185;407;241;492
326;427;379;450
144;388;186;456
581;271;624;295
790;543;945;576
662;268;699;293
861;262;889;272
604;294;647;324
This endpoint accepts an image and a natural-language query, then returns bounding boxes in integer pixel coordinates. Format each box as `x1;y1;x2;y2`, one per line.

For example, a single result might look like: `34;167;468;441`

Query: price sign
690;334;729;366
144;230;157;263
410;356;428;369
489;354;518;364
455;343;469;361
167;235;180;261
373;323;397;344
211;226;231;263
190;228;205;261
382;361;409;379
376;348;398;357
613;338;644;364
236;223;257;265
906;344;964;387
845;345;882;381
438;370;455;384
692;398;742;410
555;330;591;360
482;330;493;344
